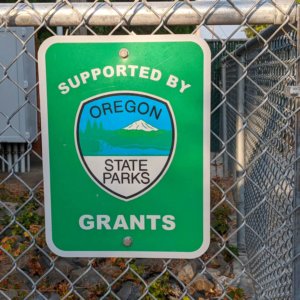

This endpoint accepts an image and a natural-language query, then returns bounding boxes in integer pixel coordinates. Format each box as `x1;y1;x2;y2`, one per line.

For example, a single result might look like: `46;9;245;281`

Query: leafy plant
223;245;239;263
0;210;11;228
212;204;232;235
10;202;44;235
129;261;145;276
147;273;170;300
0;184;28;203
28;256;45;276
0;278;29;299
226;287;245;300
86;283;107;300
1;236;17;253
244;25;268;38
17;209;43;229
211;185;223;206
0;235;29;257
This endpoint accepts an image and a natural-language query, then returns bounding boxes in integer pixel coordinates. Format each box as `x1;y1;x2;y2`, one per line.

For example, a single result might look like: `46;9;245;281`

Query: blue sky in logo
79;94;172;131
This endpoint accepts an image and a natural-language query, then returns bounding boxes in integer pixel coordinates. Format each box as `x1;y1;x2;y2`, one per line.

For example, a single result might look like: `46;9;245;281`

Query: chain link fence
0;0;299;299
223;22;298;299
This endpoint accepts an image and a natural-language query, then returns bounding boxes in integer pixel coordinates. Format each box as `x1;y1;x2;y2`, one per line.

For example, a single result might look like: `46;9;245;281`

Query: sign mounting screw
119;48;129;59
123;236;133;247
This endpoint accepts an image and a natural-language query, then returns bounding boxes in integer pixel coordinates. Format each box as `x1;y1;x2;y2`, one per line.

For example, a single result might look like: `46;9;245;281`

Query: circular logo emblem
76;92;176;201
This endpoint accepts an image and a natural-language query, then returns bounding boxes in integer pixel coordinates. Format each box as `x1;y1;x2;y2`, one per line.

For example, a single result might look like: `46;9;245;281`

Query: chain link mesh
0;1;299;299
224;24;298;299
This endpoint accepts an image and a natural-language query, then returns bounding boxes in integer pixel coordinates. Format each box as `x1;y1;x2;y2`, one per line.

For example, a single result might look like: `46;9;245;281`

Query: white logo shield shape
75;92;176;201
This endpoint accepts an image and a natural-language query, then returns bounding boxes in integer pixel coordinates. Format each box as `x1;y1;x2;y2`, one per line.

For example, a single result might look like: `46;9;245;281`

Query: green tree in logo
80;120;104;155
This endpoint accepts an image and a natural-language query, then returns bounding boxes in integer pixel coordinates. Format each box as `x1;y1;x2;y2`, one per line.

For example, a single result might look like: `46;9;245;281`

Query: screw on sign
119;48;129;59
38;35;211;258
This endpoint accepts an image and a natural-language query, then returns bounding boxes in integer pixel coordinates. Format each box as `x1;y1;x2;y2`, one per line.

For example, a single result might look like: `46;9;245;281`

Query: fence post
221;62;229;178
293;4;300;299
236;54;246;253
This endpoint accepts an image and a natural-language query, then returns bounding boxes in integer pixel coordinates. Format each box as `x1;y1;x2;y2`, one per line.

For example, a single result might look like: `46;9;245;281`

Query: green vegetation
244;25;268;38
212;204;232;236
147;273;171;300
0;185;44;258
226;287;245;300
224;244;239;263
14;203;44;235
129;261;145;275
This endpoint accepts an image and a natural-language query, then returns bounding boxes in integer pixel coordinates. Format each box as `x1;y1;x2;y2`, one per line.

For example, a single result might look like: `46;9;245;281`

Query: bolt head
123;236;133;247
119;48;129;59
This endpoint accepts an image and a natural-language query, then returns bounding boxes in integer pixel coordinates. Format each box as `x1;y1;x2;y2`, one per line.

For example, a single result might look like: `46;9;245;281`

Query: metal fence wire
0;0;300;300
223;25;298;299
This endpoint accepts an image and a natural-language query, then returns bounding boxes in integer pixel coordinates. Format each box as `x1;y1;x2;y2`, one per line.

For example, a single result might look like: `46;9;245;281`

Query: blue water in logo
78;94;174;156
99;141;170;156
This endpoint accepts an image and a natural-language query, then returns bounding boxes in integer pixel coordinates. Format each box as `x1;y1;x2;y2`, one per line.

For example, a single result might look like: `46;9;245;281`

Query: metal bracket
23;80;28;89
287;86;300;97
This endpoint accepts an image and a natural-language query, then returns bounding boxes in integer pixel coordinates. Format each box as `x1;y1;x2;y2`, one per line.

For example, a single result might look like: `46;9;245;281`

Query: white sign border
38;34;211;259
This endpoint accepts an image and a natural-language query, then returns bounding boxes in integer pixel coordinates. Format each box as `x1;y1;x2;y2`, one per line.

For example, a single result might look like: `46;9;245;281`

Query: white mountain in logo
123;120;158;131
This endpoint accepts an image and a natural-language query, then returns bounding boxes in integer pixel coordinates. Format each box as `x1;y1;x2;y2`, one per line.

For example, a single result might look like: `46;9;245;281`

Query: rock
219;263;232;277
178;263;195;284
99;264;123;280
18;252;49;275
55;259;77;276
135;258;164;273
214;276;233;296
191;260;205;273
206;268;221;278
117;281;132;300
2;202;19;213
169;282;182;298
69;267;88;281
192;291;207;300
207;257;220;269
5;290;18;299
32;293;46;300
70;268;102;286
170;260;202;278
47;271;65;285
35;207;45;217
72;258;89;267
49;293;61;300
192;275;214;293
205;242;220;257
117;281;141;300
0;257;12;277
214;255;232;277
208;254;228;271
216;275;232;286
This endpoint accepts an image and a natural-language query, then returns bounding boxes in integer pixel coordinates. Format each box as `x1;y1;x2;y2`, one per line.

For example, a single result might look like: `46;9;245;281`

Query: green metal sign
38;35;210;258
